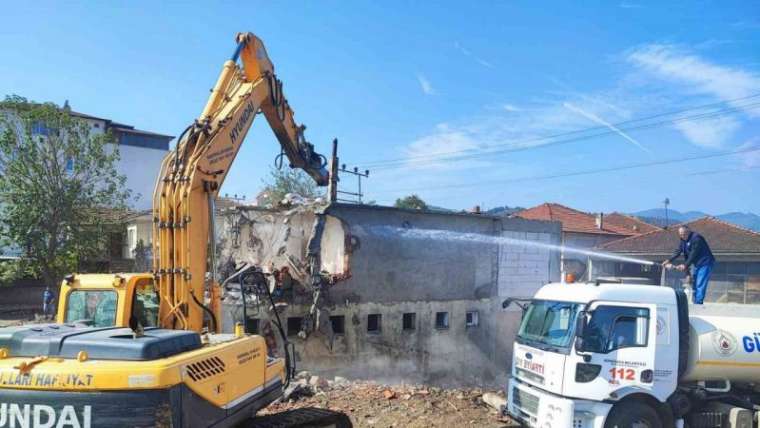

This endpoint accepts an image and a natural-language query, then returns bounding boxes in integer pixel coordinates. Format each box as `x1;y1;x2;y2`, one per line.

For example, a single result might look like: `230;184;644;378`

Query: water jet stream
369;226;655;266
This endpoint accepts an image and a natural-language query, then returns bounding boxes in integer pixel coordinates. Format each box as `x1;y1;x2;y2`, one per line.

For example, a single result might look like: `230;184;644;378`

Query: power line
358;95;760;171
367;101;760;170
361;94;760;168
686;164;760;176
371;146;760;195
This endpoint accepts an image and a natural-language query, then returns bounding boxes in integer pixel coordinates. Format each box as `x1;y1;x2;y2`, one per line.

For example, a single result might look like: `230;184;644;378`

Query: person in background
662;225;715;304
42;286;55;320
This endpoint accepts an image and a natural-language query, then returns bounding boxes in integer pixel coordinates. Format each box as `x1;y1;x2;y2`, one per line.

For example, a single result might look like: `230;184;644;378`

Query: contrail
564;102;652;154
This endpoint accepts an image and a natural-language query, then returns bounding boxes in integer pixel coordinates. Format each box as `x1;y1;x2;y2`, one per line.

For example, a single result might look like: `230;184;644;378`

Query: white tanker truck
503;281;760;428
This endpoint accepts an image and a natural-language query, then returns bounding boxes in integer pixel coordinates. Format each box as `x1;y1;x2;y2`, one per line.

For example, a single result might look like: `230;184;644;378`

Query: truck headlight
574;363;601;383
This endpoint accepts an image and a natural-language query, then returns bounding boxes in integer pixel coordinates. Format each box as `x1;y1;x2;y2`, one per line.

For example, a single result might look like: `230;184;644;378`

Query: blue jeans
692;263;713;304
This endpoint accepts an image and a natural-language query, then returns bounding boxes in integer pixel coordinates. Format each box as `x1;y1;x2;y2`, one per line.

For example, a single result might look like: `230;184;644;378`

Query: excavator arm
152;32;329;332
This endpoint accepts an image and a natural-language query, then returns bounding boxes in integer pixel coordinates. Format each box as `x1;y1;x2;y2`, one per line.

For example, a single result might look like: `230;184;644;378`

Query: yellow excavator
0;32;350;427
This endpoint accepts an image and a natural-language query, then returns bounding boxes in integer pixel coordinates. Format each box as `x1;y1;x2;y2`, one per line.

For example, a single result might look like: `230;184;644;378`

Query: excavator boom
152;32;329;332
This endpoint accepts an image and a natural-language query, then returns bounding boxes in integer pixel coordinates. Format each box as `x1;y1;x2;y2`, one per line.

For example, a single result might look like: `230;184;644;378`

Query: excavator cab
56;273;159;329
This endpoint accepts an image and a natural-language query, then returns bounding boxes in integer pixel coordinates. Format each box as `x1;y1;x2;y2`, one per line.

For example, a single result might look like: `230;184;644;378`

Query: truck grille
516;367;545;385
512;386;539;415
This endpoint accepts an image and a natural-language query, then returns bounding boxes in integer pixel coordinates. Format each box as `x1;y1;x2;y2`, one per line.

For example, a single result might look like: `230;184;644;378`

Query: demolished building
216;203;561;387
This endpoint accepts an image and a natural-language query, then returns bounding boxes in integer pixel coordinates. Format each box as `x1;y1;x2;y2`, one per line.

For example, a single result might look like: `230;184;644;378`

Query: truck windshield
517;300;581;350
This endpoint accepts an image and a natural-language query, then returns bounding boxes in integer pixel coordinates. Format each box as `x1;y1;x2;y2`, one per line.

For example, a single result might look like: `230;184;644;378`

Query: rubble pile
263;371;517;427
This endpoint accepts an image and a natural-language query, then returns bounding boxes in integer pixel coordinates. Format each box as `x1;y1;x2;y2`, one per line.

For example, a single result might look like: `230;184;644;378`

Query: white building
0;103;173;261
68;109;173;210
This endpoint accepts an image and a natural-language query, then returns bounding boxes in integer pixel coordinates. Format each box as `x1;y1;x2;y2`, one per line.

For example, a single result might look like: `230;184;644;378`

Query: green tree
0;96;131;287
258;166;323;207
394;194;428;210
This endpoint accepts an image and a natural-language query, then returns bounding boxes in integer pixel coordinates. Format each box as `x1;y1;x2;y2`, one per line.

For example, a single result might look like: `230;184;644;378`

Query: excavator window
131;281;159;328
65;289;118;327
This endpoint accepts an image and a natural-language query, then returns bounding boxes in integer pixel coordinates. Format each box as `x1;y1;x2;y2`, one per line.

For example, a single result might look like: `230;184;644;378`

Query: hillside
632;209;760;232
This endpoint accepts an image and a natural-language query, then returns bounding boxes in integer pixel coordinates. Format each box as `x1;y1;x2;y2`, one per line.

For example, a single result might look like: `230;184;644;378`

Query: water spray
369;226;655;266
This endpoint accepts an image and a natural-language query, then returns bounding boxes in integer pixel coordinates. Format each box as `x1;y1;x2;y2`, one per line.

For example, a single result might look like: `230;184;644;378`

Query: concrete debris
263;377;518;427
308;375;330;390
382;389;397;400
481;392;507;412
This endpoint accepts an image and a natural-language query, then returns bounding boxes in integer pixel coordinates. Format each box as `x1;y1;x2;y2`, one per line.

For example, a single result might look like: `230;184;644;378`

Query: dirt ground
261;373;519;428
0;318;518;427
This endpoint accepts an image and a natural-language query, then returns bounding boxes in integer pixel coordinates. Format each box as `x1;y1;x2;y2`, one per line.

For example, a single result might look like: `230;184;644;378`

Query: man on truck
662;224;715;304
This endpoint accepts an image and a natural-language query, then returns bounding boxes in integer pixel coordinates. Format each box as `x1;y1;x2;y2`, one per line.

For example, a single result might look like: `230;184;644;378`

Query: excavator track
246;407;353;428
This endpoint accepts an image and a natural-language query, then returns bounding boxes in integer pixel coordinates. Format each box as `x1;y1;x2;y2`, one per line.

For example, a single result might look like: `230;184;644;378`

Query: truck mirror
502;298;529;312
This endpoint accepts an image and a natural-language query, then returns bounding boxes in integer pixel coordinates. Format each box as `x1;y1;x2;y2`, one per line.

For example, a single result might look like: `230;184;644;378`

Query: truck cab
506;282;684;428
55;273;160;329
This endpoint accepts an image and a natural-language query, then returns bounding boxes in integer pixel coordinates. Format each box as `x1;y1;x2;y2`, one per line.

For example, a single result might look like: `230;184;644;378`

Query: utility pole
663;198;670;229
325;138;371;204
327;138;339;203
337;164;370;204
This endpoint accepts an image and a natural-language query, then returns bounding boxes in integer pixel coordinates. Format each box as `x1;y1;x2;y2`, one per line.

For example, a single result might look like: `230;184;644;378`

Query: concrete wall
0;282;47;318
219;203;561;387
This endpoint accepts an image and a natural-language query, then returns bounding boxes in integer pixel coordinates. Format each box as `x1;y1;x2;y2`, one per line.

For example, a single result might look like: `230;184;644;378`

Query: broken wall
218;203;561;387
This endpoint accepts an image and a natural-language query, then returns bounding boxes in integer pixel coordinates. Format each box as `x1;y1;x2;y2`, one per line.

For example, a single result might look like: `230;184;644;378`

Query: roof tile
515;203;634;236
604;213;661;234
598;217;760;254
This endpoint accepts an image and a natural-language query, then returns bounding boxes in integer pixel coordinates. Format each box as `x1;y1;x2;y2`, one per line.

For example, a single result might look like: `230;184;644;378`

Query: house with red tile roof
603;212;662;235
515;203;653;280
594;217;760;303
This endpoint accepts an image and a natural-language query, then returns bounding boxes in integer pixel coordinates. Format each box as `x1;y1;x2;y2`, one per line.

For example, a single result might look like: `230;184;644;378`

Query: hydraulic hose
190;291;218;333
260;278;295;388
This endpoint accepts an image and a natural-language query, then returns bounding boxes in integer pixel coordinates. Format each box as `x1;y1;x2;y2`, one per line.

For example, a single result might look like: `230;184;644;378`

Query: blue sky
1;1;759;214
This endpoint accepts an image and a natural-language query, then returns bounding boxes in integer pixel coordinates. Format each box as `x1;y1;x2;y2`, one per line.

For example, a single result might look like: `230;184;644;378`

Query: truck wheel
604;401;662;428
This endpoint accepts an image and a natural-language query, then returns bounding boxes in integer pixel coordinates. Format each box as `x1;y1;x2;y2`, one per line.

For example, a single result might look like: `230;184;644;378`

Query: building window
31;121;51;136
367;314;382;334
126;225;137;258
466;311;479;328
402;313;416;331
246;318;260;334
330;315;345;335
435;312;449;330
287;317;303;337
93;123;100;128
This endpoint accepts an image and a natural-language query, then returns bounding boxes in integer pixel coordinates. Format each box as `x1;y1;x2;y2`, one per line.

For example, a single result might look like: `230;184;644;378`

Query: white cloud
626;44;760;110
416;73;436;95
672;116;741;149
626;44;760;147
739;138;760;168
388;43;760;178
397;96;633;171
402;123;483;170
563;102;651;154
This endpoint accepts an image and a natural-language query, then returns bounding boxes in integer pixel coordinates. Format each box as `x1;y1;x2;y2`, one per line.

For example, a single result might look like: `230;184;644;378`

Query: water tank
681;304;760;382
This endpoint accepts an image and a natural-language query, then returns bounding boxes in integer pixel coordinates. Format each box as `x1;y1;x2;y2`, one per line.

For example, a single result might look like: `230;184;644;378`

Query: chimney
470;205;481;214
596;213;604;230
